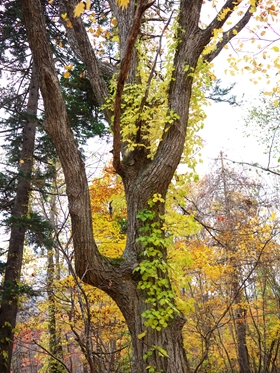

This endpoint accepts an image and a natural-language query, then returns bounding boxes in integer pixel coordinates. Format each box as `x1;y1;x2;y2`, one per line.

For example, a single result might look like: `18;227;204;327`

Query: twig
33;340;71;373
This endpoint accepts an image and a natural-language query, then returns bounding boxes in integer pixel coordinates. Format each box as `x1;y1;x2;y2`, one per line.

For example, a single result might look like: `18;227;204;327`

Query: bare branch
33;340;71;373
225;158;280;177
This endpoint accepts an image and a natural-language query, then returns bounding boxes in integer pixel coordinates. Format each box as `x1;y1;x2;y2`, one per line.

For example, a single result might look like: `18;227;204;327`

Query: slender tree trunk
234;301;251;373
47;189;66;372
47;245;61;373
220;154;251;373
0;66;39;372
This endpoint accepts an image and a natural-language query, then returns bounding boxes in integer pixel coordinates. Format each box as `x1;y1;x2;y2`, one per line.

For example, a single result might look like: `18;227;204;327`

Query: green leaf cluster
133;197;178;332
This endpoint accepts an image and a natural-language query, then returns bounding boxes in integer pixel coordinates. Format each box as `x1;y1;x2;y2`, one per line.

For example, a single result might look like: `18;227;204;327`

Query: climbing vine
132;194;175;372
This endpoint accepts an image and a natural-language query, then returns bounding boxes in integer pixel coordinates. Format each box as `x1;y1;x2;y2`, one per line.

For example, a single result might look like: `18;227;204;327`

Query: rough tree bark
20;0;256;371
0;66;39;372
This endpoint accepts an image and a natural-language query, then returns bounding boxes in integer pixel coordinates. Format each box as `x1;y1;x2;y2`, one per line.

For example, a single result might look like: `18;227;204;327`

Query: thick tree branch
143;0;257;194
112;0;154;175
205;0;247;36
58;0;116;78
139;0;205;193
64;0;111;122
107;0;138;82
20;0;113;286
178;0;204;32
204;5;256;63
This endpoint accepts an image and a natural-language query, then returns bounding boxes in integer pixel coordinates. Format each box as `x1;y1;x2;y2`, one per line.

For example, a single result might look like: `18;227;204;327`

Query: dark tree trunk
0;66;39;372
235;307;251;373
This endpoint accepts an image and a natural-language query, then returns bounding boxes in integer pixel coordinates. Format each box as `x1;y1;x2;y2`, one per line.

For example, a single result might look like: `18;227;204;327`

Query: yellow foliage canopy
90;166;127;258
74;0;129;18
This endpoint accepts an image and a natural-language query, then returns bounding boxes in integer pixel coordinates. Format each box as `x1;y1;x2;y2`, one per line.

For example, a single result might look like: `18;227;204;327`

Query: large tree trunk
114;283;191;372
0;66;38;372
20;0;255;371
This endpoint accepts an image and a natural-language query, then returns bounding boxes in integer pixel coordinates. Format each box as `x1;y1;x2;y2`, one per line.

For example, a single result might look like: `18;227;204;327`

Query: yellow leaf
116;0;130;9
65;64;73;71
138;330;147;339
86;0;91;10
272;46;280;52
66;21;72;28
94;26;102;37
63;71;70;79
74;2;85;17
19;159;24;164
61;13;68;20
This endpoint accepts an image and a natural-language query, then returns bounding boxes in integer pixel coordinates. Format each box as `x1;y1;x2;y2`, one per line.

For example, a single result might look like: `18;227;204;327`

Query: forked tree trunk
0;66;38;372
20;0;256;371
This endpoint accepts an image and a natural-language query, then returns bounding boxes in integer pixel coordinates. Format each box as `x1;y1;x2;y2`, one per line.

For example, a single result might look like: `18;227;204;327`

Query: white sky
197;51;280;176
197;90;259;174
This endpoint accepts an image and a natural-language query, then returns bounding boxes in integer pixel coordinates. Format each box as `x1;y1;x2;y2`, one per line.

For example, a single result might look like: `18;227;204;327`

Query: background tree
180;156;280;373
0;65;39;371
243;92;280;176
10;165;130;372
